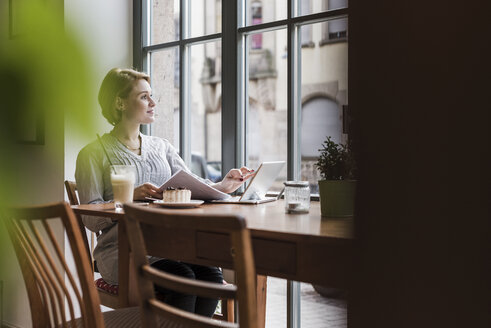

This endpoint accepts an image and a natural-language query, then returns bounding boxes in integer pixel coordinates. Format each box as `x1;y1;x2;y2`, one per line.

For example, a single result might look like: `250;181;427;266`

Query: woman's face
121;79;155;124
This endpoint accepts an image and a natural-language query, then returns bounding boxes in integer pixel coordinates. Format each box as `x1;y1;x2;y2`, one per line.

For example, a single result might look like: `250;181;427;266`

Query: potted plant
315;136;356;217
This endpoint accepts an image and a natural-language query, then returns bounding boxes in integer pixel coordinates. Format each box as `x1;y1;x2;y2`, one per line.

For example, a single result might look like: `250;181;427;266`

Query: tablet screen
240;161;286;201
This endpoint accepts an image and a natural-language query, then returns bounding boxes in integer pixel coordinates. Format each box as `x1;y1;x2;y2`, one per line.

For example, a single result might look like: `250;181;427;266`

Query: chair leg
213;298;235;322
212;273;267;325
256;275;267;328
221;299;235;322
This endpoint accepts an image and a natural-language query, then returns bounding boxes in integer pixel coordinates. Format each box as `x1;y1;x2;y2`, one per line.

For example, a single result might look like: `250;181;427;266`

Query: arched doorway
301;96;342;193
301;97;342;157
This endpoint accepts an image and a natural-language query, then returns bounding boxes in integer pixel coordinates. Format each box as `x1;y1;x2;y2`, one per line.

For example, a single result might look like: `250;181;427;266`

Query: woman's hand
212;167;255;194
133;182;163;201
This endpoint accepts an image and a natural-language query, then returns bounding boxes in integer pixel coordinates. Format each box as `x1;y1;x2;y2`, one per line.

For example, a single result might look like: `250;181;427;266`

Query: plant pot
318;180;356;217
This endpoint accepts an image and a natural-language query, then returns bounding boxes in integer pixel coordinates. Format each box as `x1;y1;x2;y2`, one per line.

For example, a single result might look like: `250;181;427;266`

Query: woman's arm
163;139;254;193
75;145;115;232
211;167;255;193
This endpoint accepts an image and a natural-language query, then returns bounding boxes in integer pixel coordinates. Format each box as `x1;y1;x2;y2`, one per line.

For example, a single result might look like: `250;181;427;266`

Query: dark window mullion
287;2;302;182
133;0;143;71
221;0;240;176
134;0;150;135
242;31;249;172
141;0;150;74
179;0;191;165
238;7;348;36
143;33;222;52
287;2;301;327
291;7;348;25
239;19;289;34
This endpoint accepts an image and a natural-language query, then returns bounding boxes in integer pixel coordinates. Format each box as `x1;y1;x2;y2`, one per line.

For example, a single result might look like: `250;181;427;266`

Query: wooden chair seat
98;307;141;328
76;307;186;328
70;306;192;327
103;307;187;328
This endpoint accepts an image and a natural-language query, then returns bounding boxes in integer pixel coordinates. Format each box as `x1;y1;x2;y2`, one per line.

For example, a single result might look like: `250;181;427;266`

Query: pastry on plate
163;187;191;203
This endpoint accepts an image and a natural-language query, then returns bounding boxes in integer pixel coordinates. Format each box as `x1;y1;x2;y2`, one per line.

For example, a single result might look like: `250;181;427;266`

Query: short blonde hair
98;68;150;126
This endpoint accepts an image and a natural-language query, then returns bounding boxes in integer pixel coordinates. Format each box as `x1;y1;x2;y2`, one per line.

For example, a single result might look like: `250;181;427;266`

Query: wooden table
72;200;353;325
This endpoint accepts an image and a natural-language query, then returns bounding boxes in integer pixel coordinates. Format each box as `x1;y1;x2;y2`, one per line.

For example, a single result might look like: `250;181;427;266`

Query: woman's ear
116;97;125;111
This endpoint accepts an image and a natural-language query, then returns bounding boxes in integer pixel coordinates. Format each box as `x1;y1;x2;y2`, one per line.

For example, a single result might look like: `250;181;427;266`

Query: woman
75;68;253;317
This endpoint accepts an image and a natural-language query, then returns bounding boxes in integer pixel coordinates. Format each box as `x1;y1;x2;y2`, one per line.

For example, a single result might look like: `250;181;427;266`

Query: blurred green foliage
0;0;95;270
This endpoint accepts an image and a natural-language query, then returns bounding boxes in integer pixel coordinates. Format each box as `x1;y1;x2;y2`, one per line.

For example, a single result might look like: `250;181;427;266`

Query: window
246;29;288;191
149;48;180;146
136;1;348;322
138;0;223;179
190;41;222;181
136;0;348;188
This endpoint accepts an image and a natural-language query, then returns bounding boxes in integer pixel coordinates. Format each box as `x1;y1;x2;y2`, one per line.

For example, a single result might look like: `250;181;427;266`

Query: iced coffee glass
110;165;136;209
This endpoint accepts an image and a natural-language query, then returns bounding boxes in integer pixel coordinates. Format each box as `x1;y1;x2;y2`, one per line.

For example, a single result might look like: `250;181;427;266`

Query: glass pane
298;0;347;17
300;20;348;194
301;282;348;327
246;29;287;192
266;277;287;327
190;0;222;38
245;0;287;27
151;0;180;45
189;41;222;181
150;48;180;148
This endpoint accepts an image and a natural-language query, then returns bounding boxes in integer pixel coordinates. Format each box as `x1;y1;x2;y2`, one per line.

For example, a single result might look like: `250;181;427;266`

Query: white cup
110;165;135;209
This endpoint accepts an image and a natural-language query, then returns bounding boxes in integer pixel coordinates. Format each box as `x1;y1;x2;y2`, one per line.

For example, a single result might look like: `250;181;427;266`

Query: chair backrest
123;203;258;328
4;202;104;328
64;180;93;263
64;180;80;206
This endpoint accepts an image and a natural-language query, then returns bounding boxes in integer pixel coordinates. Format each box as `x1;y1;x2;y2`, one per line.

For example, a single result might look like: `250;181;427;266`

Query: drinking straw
96;134;116;174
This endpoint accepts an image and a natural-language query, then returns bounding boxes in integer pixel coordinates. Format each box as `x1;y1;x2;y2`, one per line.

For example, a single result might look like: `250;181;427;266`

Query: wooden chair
65;180;236;321
64;180;93;258
123;203;258;327
3;202;143;328
64;180;96;263
64;180;121;309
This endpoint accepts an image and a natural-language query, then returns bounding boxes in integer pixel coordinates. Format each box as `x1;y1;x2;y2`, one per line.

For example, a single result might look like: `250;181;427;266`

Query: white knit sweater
75;132;199;284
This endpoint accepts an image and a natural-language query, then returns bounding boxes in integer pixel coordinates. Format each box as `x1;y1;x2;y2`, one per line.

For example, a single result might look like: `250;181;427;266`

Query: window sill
319;38;348;47
301;41;315;48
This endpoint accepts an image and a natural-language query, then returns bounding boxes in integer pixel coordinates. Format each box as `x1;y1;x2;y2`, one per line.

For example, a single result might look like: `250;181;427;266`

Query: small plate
153;200;204;208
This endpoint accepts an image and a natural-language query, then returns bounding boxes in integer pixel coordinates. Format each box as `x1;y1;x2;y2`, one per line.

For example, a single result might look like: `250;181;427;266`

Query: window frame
134;0;347;183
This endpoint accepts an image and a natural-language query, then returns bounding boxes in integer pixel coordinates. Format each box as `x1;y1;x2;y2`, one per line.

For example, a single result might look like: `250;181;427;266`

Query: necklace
110;130;142;151
122;143;140;151
120;138;141;150
112;132;141;151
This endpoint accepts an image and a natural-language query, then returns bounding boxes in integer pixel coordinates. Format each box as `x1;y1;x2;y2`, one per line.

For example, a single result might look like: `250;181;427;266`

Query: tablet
211;161;286;204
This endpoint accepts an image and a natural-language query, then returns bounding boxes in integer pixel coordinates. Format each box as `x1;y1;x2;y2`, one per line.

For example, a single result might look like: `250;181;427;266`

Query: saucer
153;200;204;208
